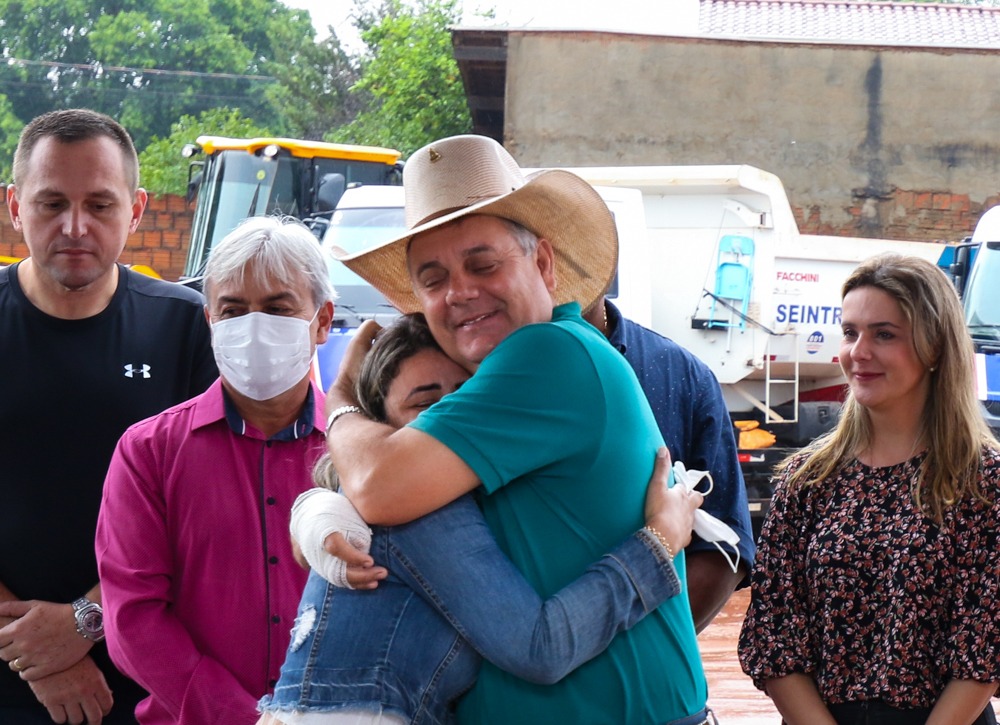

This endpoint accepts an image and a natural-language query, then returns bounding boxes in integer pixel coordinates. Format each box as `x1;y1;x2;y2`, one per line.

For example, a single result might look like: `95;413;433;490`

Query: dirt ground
699;589;1000;723
698;588;779;723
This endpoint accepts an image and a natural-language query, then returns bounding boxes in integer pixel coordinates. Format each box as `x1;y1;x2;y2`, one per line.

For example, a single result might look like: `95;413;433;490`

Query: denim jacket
260;494;680;724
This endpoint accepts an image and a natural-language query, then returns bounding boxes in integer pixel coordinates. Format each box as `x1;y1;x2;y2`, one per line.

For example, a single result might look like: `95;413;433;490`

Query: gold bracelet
644;525;675;560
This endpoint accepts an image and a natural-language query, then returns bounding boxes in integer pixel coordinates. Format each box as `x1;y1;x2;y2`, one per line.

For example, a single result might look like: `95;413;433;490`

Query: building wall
0;193;193;281
503;32;1000;240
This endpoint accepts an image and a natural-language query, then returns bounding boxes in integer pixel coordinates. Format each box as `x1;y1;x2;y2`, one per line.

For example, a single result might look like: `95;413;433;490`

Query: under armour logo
124;364;151;379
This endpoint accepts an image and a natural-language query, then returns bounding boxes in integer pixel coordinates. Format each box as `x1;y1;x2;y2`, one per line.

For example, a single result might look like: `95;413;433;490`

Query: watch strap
72;597;105;643
325;405;363;435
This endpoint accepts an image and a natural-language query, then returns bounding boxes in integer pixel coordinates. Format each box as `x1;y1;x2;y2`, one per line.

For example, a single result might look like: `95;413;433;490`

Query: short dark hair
12;108;140;191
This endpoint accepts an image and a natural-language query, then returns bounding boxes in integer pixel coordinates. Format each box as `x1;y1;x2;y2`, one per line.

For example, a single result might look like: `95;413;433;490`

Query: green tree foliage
0;0;482;173
0;93;23;183
0;0;315;148
138;108;271;196
263;28;362;141
328;0;473;156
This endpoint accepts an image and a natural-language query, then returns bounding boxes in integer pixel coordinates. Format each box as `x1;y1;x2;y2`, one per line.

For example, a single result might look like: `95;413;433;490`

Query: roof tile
700;0;1000;49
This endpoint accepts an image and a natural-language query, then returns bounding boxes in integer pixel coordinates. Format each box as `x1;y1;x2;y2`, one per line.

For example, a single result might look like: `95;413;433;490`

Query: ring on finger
10;657;23;672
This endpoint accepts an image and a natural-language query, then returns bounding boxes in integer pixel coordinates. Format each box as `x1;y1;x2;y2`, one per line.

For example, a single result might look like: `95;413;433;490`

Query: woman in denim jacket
257;313;706;725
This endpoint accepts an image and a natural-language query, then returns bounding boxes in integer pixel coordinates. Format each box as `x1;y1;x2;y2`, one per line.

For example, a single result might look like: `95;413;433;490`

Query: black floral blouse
738;448;1000;708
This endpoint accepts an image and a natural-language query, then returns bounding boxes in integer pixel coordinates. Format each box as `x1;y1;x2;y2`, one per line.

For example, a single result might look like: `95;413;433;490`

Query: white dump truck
319;166;969;530
554;165;950;524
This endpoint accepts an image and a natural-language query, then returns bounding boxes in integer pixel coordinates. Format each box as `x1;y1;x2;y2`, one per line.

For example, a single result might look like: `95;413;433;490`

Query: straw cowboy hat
330;134;618;314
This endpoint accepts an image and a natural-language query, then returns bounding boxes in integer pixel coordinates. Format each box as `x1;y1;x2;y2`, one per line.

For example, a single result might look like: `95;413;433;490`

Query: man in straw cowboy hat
322;134;710;724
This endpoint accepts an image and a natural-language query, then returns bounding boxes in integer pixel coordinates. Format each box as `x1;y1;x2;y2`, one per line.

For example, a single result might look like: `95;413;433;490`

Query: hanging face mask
673;460;742;575
212;310;317;401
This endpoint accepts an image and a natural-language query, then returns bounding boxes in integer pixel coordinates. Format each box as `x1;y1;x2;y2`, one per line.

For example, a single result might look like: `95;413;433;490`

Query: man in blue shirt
585;296;756;630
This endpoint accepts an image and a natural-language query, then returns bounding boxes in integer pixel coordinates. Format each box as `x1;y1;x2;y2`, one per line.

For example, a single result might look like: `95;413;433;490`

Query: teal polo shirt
410;303;707;724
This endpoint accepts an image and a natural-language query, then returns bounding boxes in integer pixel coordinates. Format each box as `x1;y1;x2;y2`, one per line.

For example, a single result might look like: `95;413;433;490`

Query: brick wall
1;187;994;275
0;192;194;281
794;189;1000;243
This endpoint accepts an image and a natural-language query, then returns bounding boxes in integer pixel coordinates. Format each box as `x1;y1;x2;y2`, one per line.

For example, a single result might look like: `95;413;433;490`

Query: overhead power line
0;78;272;106
3;56;276;82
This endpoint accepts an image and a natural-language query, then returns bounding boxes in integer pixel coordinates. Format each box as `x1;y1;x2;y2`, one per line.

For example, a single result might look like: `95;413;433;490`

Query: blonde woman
740;253;1000;725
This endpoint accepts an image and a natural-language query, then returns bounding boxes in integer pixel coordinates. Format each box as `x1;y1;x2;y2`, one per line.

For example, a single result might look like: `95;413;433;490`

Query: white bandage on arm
290;487;373;589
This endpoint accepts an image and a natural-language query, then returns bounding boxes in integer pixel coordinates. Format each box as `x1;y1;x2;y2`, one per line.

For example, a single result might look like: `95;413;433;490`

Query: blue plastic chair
708;235;755;328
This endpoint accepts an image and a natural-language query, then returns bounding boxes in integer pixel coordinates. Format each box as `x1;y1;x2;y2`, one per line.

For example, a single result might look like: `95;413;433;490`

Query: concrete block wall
503;32;1000;244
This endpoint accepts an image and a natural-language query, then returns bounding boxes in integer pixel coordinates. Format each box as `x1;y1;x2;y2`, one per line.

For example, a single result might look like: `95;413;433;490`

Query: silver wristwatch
72;597;105;643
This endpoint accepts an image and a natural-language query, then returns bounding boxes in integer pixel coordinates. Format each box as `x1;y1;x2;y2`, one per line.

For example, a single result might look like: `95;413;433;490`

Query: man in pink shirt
96;216;335;725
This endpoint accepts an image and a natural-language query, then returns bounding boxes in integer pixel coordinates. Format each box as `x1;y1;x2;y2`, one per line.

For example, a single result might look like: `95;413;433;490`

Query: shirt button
266;496;276;505
269;556;279;564
272;615;281;623
269;679;277;688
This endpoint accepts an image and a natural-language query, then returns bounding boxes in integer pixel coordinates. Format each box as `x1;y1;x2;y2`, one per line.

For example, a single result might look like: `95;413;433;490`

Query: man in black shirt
0;109;216;724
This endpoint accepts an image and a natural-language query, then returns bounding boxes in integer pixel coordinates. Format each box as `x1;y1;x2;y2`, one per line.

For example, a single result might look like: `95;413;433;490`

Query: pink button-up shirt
96;379;326;725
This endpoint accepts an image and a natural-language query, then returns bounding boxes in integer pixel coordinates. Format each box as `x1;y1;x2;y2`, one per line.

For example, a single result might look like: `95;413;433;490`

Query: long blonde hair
782;253;997;520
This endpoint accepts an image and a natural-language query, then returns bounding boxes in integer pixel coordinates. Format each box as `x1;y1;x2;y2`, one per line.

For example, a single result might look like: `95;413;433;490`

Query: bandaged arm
290;488;372;589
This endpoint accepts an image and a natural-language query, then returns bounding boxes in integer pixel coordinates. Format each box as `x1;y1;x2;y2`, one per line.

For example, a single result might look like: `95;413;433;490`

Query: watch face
80;608;103;634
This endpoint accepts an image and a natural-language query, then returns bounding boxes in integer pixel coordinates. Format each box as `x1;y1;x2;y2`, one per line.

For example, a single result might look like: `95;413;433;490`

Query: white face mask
211;310;317;401
672;461;743;575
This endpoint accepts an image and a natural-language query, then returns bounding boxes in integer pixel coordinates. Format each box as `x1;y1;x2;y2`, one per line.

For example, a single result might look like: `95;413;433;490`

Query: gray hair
204;216;336;308
406;215;539;262
498;217;539;254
